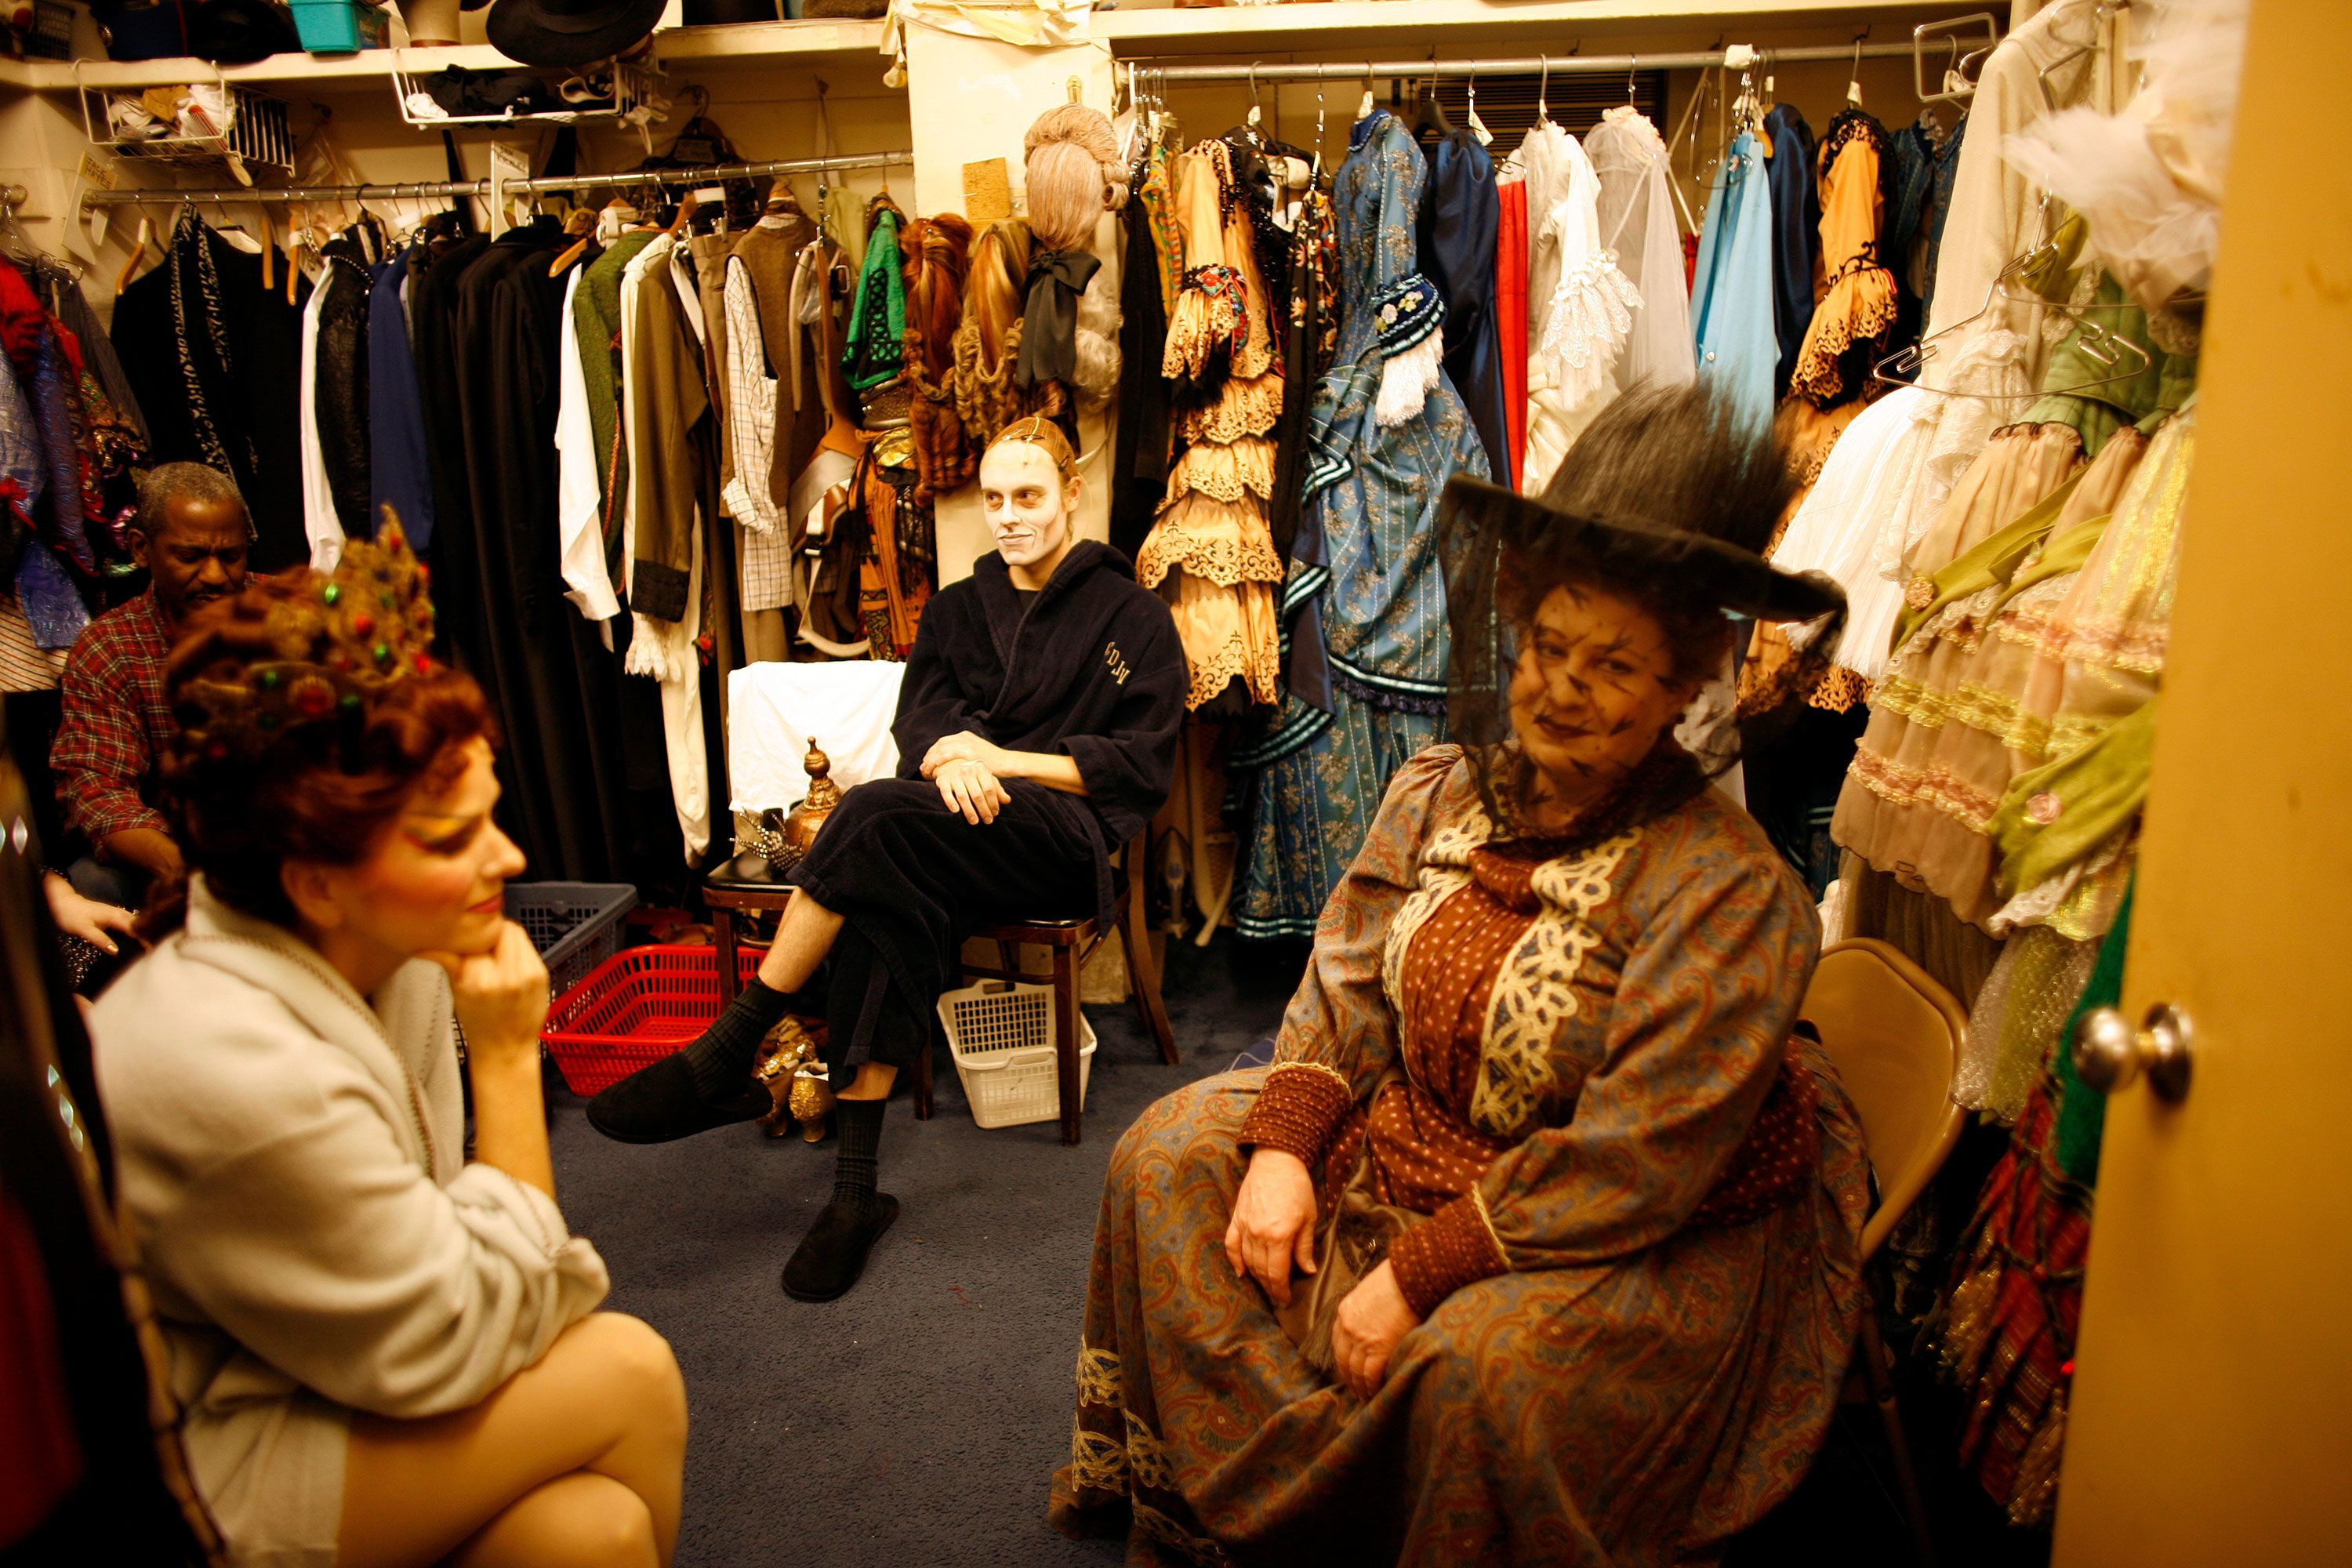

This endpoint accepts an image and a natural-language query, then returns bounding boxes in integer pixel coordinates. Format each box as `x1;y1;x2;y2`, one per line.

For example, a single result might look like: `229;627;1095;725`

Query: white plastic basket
938;979;1096;1131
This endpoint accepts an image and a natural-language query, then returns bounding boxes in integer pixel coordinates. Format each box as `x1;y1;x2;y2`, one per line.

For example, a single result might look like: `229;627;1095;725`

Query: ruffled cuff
1371;271;1443;359
1237;1061;1354;1167
1370;271;1445;429
1387;1189;1511;1318
1163;263;1249;383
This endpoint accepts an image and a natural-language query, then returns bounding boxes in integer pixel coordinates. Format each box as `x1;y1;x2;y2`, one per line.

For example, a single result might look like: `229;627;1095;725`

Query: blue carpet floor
546;934;1303;1568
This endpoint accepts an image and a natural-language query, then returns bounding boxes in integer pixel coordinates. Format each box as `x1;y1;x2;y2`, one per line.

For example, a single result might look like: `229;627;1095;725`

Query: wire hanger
1873;199;2169;398
1312;76;1327;174
1915;13;1999;105
1847;30;1867;107
1358;60;1375;123
1465;64;1492;146
1535;53;1550;126
1874;261;2155;397
1246;63;1262;132
1412;55;1453;139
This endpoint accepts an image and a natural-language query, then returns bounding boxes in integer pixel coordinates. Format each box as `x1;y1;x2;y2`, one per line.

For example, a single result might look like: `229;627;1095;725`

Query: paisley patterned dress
1232;112;1490;938
1053;746;1869;1566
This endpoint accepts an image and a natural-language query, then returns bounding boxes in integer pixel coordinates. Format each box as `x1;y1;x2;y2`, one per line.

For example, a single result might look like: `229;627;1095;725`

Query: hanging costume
441;222;649;883
1689;127;1777;435
1233;111;1489;939
1492;169;1530;483
1419;127;1511;488
368;251;434;550
1585;105;1696;398
1760;102;1820;398
1512;118;1642;493
621;230;713;862
1138;139;1287;711
1791;110;1900;410
110;212;309;572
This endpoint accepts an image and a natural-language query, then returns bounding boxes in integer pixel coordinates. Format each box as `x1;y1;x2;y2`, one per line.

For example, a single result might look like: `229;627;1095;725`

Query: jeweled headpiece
173;514;437;765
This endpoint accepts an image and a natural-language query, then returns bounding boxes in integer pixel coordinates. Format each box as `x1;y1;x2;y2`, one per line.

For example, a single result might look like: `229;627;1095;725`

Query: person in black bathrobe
589;416;1188;1301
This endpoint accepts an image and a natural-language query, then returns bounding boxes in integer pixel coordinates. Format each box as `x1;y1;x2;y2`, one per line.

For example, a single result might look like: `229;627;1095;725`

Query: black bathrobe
788;539;1185;1083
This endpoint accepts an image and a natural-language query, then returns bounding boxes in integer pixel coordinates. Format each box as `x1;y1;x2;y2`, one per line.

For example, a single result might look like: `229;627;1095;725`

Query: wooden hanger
546;204;601;278
115;213;159;296
662;187;697;238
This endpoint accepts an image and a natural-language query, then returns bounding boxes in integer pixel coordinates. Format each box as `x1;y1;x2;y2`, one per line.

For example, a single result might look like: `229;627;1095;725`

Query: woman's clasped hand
1225;1148;1421;1399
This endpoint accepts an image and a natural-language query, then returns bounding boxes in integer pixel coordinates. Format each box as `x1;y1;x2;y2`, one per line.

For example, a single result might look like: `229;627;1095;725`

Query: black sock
681;979;791;1100
830;1097;887;1220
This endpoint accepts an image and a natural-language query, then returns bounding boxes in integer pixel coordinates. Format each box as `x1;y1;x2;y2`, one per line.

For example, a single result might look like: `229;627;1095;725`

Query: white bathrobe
93;880;608;1568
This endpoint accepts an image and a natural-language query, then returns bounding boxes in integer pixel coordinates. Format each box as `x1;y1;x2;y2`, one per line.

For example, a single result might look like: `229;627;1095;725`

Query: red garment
1494;180;1530;486
0;263;45;372
0;1189;84;1547
53;590;175;843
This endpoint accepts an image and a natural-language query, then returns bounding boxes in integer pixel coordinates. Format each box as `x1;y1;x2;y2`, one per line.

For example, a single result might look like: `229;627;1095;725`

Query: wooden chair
702;830;1178;1148
1801;938;1970;1568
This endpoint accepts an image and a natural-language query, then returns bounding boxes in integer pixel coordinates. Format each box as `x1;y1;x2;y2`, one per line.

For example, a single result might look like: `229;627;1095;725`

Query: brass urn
775;739;843;869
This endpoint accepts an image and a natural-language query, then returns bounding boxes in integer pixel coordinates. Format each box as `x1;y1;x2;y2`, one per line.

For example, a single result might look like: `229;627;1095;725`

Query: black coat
436;223;665;884
893;539;1185;924
110;222;309;572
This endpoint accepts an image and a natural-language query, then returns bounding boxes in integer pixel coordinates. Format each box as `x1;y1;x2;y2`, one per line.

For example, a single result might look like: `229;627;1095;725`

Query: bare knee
532;1479;659;1568
565;1313;687;1438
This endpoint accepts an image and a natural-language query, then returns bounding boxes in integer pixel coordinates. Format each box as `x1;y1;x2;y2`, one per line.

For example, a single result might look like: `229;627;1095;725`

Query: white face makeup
979;439;1078;585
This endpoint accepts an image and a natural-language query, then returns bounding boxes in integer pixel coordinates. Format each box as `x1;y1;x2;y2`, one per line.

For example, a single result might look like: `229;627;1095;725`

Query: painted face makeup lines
978;439;1076;575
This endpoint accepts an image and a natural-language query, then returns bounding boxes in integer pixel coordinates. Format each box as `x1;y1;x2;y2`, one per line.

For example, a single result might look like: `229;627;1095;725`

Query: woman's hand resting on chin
1225;1147;1319;1308
1331;1260;1420;1400
423;919;550;1065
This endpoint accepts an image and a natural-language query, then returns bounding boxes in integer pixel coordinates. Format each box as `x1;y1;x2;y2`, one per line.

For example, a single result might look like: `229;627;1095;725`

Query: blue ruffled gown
1234;111;1490;938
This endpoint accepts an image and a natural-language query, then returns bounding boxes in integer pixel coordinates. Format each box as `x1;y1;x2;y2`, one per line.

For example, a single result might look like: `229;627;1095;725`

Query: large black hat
1436;382;1846;844
487;0;663;68
186;0;299;64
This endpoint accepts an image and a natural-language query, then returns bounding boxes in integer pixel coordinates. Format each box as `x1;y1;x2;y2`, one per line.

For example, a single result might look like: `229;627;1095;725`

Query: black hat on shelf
187;0;301;64
486;0;665;69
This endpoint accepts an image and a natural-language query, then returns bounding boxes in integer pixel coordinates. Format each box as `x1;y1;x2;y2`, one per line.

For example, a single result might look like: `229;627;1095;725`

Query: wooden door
2053;2;2352;1563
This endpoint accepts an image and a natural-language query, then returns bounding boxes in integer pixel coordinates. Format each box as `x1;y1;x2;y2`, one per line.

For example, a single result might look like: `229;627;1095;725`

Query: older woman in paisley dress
1052;384;1871;1566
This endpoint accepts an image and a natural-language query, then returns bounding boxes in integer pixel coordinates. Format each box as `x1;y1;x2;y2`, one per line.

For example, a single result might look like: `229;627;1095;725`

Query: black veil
1437;383;1849;849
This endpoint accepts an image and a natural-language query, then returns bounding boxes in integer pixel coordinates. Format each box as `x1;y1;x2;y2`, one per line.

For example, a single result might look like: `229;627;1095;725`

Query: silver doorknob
2070;1003;2194;1104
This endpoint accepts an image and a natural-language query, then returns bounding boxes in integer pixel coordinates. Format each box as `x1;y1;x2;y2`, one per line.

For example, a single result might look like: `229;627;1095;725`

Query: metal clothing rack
1126;41;1933;85
76;149;912;209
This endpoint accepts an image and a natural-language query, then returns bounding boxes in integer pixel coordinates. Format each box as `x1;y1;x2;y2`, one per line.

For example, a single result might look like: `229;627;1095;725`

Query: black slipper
781;1194;898;1302
586;1051;771;1144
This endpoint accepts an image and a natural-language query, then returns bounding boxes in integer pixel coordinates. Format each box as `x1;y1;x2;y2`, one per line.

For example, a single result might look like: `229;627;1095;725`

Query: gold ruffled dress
1138;139;1286;710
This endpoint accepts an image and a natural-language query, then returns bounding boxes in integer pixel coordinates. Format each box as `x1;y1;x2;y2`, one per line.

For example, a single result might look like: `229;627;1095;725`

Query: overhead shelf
0;2;1950;94
1095;0;1959;54
0;17;884;93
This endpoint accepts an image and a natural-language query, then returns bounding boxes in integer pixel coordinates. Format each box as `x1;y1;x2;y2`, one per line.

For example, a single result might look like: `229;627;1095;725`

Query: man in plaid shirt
53;463;250;905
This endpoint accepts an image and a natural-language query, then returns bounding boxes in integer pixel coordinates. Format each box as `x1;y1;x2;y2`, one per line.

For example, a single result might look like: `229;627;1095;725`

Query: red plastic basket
540;944;764;1096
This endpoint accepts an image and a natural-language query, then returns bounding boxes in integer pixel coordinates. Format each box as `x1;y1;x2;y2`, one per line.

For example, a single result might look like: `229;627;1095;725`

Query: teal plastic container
291;0;364;53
